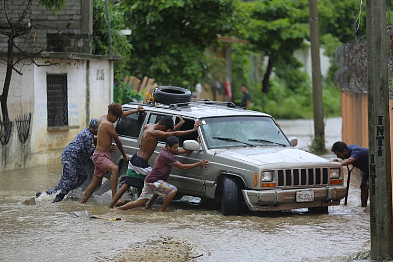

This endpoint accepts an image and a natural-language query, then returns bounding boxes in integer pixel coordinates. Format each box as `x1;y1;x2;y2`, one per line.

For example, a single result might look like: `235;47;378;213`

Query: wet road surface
0;117;371;262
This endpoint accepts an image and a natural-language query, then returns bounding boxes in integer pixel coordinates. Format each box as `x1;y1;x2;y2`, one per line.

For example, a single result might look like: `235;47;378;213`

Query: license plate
296;190;314;202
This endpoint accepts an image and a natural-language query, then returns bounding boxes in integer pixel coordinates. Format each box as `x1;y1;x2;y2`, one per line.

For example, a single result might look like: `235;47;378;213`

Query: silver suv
112;101;346;215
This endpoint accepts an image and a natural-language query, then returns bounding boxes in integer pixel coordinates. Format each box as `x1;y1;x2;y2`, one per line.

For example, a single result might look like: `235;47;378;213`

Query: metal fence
15;113;31;144
334;25;393;99
0;120;12;146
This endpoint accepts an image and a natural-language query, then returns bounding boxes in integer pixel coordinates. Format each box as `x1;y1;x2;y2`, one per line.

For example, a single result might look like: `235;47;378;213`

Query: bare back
137;120;199;161
95;115;116;153
137;124;159;161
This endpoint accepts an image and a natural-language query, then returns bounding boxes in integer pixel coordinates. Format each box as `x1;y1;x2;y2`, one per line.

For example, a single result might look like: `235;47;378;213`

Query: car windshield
201;116;291;149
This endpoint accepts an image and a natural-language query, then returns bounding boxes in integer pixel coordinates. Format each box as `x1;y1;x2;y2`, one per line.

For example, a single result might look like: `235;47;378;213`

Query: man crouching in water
81;103;143;204
115;136;209;212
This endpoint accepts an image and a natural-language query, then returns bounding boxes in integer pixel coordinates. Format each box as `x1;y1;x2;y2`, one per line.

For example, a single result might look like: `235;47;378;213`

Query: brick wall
0;0;84;54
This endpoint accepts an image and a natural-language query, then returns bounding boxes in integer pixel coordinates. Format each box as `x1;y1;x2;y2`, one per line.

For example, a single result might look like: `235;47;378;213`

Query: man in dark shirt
240;85;251;109
331;141;369;207
116;136;209;212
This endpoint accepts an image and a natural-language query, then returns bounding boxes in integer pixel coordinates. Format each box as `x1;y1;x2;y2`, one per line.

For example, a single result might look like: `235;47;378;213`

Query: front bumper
242;186;347;211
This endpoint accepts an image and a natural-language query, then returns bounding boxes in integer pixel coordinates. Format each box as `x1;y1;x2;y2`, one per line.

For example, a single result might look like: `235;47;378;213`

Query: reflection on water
0;163;370;262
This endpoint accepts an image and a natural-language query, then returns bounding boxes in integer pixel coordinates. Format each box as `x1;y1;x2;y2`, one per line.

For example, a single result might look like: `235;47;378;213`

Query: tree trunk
0;39;14;122
262;55;275;94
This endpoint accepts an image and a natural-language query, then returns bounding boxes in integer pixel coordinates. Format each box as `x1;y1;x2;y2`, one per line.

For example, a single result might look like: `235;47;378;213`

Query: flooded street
0;117;371;262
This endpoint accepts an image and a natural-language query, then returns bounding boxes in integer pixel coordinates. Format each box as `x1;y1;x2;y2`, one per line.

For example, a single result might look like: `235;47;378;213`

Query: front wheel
221;176;242;216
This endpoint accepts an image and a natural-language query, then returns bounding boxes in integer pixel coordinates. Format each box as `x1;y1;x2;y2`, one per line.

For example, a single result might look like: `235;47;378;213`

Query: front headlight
261;171;274;182
329;168;340;179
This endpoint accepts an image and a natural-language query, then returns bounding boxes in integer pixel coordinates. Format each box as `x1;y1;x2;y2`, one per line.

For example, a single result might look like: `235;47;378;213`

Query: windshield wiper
248;138;287;147
212;137;255;147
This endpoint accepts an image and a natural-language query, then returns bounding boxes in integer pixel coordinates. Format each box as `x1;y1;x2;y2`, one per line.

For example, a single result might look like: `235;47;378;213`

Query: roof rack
127;101;186;111
191;99;236;108
127;99;238;110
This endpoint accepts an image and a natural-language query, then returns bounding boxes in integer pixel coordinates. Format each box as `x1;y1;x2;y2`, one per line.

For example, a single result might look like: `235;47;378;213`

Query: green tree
242;0;309;93
121;0;240;87
318;0;366;43
92;0;132;83
39;0;66;13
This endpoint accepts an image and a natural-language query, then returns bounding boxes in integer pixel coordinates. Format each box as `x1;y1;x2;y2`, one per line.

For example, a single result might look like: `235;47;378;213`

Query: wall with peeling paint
0;58;113;171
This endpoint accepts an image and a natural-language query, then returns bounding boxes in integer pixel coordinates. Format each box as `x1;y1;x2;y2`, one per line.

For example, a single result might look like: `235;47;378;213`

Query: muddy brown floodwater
0;117;371;262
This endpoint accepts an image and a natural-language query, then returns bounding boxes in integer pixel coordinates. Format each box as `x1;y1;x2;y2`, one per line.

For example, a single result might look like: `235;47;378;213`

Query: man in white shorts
116;136;209;212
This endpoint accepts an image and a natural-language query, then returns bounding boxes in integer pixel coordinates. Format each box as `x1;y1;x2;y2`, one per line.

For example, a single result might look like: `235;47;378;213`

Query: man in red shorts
115;136;209;212
81;103;143;204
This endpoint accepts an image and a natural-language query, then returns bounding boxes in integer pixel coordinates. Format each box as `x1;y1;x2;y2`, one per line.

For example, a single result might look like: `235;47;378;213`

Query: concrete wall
0;58;112;171
293;44;331;79
0;0;86;53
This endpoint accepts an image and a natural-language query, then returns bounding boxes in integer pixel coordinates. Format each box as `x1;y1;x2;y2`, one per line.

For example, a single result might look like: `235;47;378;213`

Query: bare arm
338;157;357;167
177;148;192;154
245;100;250;109
172;116;185;131
153;121;201;138
122;105;144;118
108;125;128;161
170;160;209;170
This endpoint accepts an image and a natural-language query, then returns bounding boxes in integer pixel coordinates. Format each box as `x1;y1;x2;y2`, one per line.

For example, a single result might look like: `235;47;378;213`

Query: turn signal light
330;179;343;184
262;183;276;187
254;173;258;187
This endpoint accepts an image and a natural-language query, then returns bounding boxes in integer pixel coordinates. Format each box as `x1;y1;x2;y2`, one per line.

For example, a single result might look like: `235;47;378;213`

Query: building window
47;74;68;127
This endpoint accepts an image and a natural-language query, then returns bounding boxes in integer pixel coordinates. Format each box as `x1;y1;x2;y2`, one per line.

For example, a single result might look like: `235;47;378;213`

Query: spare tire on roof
153;86;192;105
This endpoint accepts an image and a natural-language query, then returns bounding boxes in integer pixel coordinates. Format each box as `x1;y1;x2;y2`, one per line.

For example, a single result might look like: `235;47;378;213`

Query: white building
293;41;331;79
0;0;116;171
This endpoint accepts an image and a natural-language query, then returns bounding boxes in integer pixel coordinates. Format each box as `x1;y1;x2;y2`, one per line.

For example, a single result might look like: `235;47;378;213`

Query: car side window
148;113;169;143
175;117;198;147
116;111;146;138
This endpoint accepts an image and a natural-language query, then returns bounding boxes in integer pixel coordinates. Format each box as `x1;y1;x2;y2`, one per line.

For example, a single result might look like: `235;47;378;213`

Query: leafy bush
114;83;145;105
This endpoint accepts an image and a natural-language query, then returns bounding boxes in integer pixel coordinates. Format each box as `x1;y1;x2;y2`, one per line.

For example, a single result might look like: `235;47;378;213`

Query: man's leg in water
107;162;119;199
159;191;177;212
145;194;159;209
54;164;88;203
116;198;148;210
361;184;369;207
109;183;130;208
39;156;71;197
81;176;103;203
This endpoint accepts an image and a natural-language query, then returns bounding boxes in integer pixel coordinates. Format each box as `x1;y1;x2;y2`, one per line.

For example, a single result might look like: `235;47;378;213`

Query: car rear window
116;111;146;138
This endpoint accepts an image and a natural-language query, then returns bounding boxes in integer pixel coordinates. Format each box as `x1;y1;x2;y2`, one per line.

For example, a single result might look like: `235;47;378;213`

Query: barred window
47;74;68;127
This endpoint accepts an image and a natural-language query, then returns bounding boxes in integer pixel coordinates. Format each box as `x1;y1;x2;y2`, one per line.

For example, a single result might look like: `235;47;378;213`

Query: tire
308;206;329;214
221;176;241;216
153;86;192;105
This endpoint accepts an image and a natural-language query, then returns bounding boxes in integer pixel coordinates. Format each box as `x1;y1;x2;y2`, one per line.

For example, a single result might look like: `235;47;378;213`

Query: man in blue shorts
116;136;209;212
331;141;369;207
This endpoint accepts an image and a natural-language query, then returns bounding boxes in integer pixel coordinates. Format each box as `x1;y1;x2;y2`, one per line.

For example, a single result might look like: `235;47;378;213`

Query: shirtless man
81;103;144;204
109;116;201;208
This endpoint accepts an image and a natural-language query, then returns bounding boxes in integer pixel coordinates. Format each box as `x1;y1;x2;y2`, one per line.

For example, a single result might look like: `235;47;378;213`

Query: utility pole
308;0;325;153
366;0;393;259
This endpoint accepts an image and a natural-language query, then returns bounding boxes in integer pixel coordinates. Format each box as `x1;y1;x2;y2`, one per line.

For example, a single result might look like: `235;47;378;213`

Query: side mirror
289;137;298;147
183;140;200;151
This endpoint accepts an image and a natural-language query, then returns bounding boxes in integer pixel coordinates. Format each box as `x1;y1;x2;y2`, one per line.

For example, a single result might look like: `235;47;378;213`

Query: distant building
293;41;331;79
0;0;118;171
